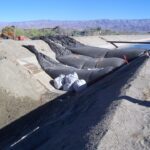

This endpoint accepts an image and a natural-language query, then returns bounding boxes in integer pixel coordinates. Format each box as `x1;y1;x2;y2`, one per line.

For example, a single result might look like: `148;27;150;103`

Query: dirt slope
0;39;59;128
0;36;149;149
0;56;149;150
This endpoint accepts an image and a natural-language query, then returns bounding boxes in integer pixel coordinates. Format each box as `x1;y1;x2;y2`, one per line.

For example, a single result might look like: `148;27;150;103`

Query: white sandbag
63;83;73;91
64;72;78;85
63;72;79;91
54;74;65;89
73;79;87;92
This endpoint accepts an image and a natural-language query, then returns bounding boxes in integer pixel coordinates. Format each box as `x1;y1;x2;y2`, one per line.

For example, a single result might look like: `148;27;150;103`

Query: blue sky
0;0;150;22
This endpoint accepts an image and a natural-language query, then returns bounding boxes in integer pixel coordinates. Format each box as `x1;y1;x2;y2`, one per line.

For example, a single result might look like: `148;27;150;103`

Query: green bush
9;28;57;38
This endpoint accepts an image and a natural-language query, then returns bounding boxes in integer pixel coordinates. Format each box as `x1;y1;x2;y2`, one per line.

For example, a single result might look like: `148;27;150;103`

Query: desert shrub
1;26;15;39
15;28;25;36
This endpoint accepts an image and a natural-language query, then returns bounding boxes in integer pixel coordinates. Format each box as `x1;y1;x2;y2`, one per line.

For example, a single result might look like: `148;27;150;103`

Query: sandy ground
0;54;149;150
0;35;149;149
0;39;62;128
74;35;150;48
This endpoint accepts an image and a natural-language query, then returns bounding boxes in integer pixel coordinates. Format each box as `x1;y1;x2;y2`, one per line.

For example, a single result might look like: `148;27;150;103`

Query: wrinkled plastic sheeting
41;38;72;57
46;66;114;83
24;35;146;85
34;36;146;61
63;72;78;91
41;36;146;63
68;46;109;58
54;74;65;90
23;45;64;69
68;46;146;60
23;45;114;83
73;79;87;92
37;38;125;69
105;48;146;60
54;73;87;92
47;35;84;47
57;54;125;69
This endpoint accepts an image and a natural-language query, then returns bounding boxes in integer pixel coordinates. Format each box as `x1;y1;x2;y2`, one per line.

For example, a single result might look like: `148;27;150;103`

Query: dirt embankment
0;35;149;150
74;35;150;48
0;55;149;150
0;39;59;128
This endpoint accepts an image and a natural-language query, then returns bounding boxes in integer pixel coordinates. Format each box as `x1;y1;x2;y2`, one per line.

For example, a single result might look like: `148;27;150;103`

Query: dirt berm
0;55;149;150
0;39;60;128
0;35;150;150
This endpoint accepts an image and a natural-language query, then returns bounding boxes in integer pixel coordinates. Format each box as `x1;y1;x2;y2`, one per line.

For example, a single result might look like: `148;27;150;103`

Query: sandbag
57;54;96;69
46;66;114;83
105;48;145;60
23;45;114;83
57;54;125;69
54;74;65;90
95;57;125;68
73;79;87;92
63;72;78;91
67;45;109;58
41;37;72;57
34;35;83;47
38;35;145;62
41;36;110;58
47;35;83;47
23;45;65;68
64;72;78;84
44;39;125;69
54;72;87;92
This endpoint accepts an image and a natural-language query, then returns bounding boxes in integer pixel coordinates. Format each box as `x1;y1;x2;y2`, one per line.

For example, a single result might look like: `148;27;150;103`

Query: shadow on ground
118;96;150;107
0;56;148;150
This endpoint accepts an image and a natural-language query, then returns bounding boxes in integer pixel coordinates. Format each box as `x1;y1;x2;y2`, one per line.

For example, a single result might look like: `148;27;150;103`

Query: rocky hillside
0;19;150;32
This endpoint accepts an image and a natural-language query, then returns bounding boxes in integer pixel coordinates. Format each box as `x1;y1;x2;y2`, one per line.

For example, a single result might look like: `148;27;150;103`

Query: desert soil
0;35;149;150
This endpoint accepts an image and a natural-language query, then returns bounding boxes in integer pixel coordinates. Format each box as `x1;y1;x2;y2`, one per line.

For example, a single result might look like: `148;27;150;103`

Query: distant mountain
0;19;150;32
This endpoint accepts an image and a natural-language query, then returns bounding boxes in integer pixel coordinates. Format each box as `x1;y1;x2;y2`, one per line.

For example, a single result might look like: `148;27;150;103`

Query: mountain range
0;19;150;32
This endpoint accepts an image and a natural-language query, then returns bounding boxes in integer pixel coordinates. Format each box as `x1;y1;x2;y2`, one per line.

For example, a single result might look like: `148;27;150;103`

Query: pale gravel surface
74;35;150;48
97;59;150;150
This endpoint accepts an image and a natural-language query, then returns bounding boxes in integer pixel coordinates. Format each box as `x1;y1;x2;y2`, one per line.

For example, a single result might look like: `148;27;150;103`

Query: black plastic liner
105;48;145;60
40;35;146;61
40;37;72;57
57;54;125;69
25;35;147;84
46;67;114;83
23;45;114;82
68;46;145;60
68;45;109;58
39;37;125;69
33;35;83;47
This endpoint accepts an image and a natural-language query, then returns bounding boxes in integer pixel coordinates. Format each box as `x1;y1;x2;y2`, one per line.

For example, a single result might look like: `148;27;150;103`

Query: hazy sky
0;0;150;22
